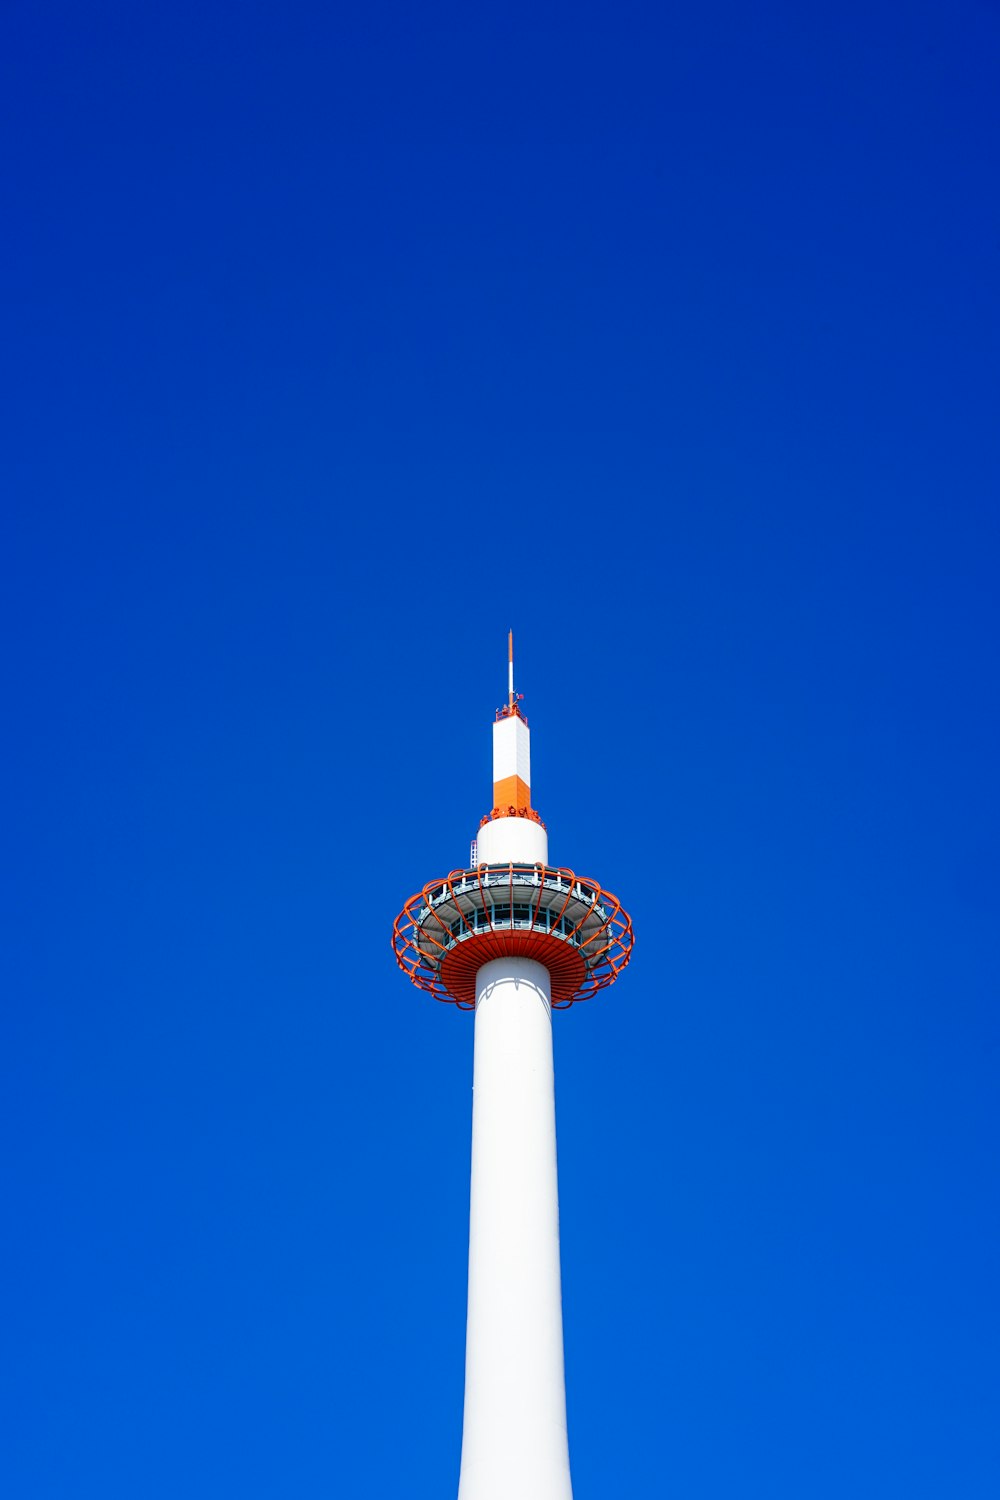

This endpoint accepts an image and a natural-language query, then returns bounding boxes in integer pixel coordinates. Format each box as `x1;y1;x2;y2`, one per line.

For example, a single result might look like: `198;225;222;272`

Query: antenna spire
508;629;514;710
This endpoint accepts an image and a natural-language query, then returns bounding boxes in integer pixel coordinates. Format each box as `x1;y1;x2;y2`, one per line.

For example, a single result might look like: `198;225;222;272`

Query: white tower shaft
391;640;633;1497
457;956;574;1500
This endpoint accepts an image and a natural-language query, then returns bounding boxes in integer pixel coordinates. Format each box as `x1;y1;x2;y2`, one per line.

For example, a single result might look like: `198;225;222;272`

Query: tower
392;634;634;1500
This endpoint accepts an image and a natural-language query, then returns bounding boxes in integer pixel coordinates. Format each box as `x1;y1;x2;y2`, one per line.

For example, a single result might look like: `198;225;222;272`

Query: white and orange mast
393;636;634;1499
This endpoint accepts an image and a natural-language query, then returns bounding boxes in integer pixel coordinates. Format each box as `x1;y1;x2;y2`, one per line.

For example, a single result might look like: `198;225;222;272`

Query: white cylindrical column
457;957;574;1500
475;815;548;866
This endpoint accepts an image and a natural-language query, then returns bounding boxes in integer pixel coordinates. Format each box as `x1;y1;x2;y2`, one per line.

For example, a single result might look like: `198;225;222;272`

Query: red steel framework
392;863;634;1010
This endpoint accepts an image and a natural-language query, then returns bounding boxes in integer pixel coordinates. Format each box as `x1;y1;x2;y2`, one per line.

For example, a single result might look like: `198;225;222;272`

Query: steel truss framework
392;863;634;1010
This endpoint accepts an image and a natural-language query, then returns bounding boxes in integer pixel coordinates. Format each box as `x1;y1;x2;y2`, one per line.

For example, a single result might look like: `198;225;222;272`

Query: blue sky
2;2;998;1495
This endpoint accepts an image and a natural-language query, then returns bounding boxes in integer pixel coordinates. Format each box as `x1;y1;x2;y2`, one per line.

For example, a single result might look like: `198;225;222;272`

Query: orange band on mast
493;774;531;811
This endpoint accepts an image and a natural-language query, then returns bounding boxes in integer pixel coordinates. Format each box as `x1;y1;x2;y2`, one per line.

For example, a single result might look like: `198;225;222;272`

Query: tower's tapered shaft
391;642;633;1498
457;956;573;1500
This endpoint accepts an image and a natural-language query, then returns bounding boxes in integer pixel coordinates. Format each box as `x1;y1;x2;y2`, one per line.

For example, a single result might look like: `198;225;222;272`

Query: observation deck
392;863;634;1010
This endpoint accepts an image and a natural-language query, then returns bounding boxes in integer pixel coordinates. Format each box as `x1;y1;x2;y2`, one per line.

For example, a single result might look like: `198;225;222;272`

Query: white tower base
457;957;574;1500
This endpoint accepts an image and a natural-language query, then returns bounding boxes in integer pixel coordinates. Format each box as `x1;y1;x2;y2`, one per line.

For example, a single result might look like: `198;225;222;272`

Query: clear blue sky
2;2;998;1495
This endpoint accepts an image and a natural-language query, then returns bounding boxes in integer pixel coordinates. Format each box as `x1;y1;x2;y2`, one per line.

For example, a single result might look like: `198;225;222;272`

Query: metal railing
392;860;634;1008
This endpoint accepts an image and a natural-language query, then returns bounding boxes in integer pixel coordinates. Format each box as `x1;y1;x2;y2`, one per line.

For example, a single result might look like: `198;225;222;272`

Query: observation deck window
446;906;580;940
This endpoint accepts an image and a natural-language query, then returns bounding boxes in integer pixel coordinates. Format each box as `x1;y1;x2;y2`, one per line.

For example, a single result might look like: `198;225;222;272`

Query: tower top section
390;632;635;1010
489;636;535;825
496;628;527;724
